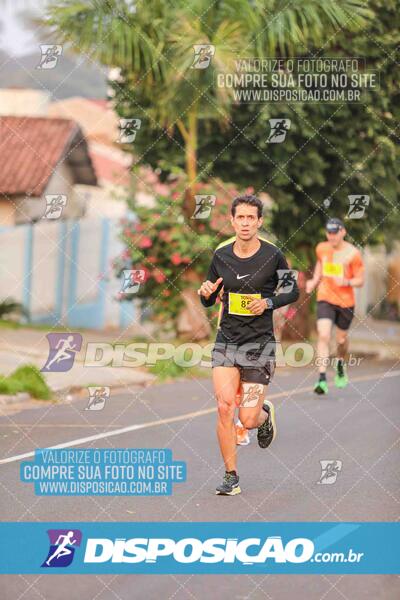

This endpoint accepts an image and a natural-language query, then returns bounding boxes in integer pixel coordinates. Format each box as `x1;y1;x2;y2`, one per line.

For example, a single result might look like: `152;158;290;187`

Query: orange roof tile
0;116;96;197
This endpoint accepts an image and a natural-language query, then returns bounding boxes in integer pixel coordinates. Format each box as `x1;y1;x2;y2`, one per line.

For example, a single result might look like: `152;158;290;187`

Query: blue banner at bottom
1;522;399;574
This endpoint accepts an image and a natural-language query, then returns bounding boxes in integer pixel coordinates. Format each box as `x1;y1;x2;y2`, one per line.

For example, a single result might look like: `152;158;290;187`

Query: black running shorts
317;301;354;331
211;342;276;385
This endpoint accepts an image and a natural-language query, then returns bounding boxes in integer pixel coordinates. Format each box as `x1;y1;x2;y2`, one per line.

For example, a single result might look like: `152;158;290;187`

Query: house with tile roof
48;96;132;218
0;115;97;225
48;97;131;187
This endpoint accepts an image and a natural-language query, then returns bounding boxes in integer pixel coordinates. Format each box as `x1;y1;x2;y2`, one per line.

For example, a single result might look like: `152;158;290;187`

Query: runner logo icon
267;119;291;143
191;195;216;219
43;194;67;219
347;195;370;219
191;45;215;69
119;118;142;143
120;269;145;295
317;460;342;484
41;529;82;568
85;386;110;411
41;333;82;372
276;270;298;293
36;45;62;69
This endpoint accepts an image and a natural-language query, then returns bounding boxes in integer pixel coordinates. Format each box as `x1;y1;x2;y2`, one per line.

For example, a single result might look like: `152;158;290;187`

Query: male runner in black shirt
198;195;299;495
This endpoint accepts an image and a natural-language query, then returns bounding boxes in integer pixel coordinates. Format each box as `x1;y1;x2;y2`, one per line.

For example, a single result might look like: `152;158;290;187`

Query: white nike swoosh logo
237;274;250;279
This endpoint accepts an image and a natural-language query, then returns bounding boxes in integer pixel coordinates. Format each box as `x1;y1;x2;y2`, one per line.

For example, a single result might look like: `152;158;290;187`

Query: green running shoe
314;380;328;395
335;362;348;388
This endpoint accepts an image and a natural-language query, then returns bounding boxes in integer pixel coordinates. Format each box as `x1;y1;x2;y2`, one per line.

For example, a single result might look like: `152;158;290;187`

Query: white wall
14;163;78;224
44;162;78;218
75;218;102;304
0;225;26;302
75;184;127;219
0;218;126;328
30;221;60;315
0;89;50;116
355;245;388;317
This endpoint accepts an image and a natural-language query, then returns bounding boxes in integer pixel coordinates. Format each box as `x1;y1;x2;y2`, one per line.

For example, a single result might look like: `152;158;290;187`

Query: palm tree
44;0;371;213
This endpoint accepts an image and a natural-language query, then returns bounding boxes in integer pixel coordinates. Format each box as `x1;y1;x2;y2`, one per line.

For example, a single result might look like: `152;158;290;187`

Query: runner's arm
306;259;322;293
344;251;365;287
345;273;364;287
199;254;223;307
267;252;300;309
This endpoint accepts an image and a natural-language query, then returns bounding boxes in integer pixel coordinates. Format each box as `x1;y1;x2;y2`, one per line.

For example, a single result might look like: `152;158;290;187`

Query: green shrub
0;364;52;400
113;173;246;333
148;357;210;382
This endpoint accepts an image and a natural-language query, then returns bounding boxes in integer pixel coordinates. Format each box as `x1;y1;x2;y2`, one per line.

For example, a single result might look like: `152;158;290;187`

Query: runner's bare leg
336;327;349;360
238;382;267;429
213;366;240;472
316;318;333;373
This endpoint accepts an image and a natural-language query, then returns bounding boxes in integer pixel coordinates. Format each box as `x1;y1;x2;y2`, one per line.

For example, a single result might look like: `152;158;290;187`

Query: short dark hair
231;194;263;219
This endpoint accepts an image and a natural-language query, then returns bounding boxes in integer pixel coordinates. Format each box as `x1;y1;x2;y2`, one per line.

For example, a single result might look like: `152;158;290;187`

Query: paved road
0;359;399;599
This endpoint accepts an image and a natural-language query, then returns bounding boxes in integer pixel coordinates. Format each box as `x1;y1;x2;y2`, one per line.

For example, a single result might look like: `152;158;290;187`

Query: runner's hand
246;297;268;315
197;276;223;299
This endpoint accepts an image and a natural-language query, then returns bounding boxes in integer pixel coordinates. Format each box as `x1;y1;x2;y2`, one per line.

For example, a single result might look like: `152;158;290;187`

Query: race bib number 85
228;292;261;316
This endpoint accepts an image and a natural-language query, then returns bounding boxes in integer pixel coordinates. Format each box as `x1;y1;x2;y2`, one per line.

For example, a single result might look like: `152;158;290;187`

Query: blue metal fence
0;219;135;330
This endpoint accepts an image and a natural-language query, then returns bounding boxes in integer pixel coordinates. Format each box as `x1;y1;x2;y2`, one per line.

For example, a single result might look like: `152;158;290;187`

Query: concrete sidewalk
0;326;155;394
349;316;400;360
0;316;398;396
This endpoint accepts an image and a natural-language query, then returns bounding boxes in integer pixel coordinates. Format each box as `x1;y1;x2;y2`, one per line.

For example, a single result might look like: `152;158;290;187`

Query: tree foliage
45;0;373;228
108;0;398;266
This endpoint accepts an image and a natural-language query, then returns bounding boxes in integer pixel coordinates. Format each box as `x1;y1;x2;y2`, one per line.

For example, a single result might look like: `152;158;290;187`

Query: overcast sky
0;1;47;56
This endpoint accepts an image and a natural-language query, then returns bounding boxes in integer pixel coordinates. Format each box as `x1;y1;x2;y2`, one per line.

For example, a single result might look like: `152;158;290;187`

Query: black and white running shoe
257;400;276;448
215;472;241;496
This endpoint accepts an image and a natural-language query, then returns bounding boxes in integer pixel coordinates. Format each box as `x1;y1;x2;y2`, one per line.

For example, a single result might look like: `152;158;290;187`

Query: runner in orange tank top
306;218;365;394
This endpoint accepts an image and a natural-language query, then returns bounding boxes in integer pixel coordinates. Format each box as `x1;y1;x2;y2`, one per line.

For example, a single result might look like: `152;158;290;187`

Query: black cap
326;217;344;233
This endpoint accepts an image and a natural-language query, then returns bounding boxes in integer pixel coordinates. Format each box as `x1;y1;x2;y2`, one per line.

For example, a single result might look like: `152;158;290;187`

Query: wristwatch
264;298;274;310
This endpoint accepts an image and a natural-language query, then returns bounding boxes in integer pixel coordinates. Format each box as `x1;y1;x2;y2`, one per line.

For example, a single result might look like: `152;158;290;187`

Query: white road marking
1;370;399;465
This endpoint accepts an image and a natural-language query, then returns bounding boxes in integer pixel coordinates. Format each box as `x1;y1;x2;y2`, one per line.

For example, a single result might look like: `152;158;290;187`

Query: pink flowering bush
113;173;249;329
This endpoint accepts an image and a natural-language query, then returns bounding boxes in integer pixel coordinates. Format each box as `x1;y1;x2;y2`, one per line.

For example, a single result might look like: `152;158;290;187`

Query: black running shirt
200;236;299;346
